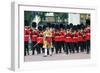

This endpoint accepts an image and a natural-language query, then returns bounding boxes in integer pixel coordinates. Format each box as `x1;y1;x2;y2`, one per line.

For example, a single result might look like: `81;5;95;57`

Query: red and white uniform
85;28;90;41
64;32;73;43
85;32;90;41
24;27;31;43
78;32;85;42
60;31;66;42
31;29;38;42
54;31;61;42
73;32;79;43
36;32;43;44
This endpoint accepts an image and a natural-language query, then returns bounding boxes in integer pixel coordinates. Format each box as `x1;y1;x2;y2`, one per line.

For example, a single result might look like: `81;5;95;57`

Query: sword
32;40;41;48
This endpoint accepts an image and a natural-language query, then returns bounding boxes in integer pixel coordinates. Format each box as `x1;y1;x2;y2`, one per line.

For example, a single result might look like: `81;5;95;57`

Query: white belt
66;37;71;38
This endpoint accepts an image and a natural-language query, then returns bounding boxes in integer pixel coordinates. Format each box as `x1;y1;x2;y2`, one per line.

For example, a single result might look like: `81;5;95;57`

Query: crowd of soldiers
24;21;90;57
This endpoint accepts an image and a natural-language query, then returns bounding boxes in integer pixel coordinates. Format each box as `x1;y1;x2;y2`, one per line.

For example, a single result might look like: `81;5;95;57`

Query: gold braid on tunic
43;30;53;49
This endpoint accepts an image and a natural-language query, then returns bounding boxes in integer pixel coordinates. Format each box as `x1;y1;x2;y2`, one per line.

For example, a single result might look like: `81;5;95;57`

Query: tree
24;11;36;26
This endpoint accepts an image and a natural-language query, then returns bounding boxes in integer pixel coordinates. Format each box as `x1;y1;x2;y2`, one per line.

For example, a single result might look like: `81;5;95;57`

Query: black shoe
87;52;90;54
43;55;47;57
50;54;52;56
66;53;68;55
56;52;58;54
77;51;79;53
59;51;61;53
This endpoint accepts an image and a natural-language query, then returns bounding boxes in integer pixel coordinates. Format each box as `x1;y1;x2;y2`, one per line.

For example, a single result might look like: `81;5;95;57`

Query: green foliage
24;11;35;26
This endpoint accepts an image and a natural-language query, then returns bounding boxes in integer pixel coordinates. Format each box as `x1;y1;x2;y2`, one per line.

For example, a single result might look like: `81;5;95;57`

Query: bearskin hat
32;22;37;28
38;26;42;31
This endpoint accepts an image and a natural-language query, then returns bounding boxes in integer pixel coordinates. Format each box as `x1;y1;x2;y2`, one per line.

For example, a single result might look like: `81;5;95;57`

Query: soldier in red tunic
78;27;86;53
60;24;66;53
65;29;71;54
72;25;80;53
24;27;30;56
24;20;30;56
69;29;75;53
54;24;62;54
72;29;79;53
31;22;38;55
85;25;90;54
64;24;74;54
36;26;44;54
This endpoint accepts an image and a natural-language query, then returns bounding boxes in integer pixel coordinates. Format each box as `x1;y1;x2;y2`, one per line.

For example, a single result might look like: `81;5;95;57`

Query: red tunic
24;35;29;43
78;32;85;42
73;32;79;43
24;28;31;35
85;33;90;41
54;32;61;42
60;31;66;42
24;27;30;43
37;32;43;44
46;37;52;43
64;33;73;43
31;30;38;42
37;37;43;44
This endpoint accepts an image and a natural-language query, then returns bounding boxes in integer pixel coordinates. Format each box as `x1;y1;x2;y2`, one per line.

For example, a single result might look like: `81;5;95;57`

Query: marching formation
24;22;90;57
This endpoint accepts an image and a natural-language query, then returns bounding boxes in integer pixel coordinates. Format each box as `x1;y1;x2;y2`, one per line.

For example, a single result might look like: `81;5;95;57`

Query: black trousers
60;41;65;53
24;42;29;56
59;42;62;53
65;42;70;54
65;42;74;54
70;42;75;53
42;47;45;53
37;44;43;54
73;42;79;53
79;42;84;52
52;41;55;53
55;42;61;54
86;40;90;54
78;42;81;52
32;41;37;55
83;41;87;52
